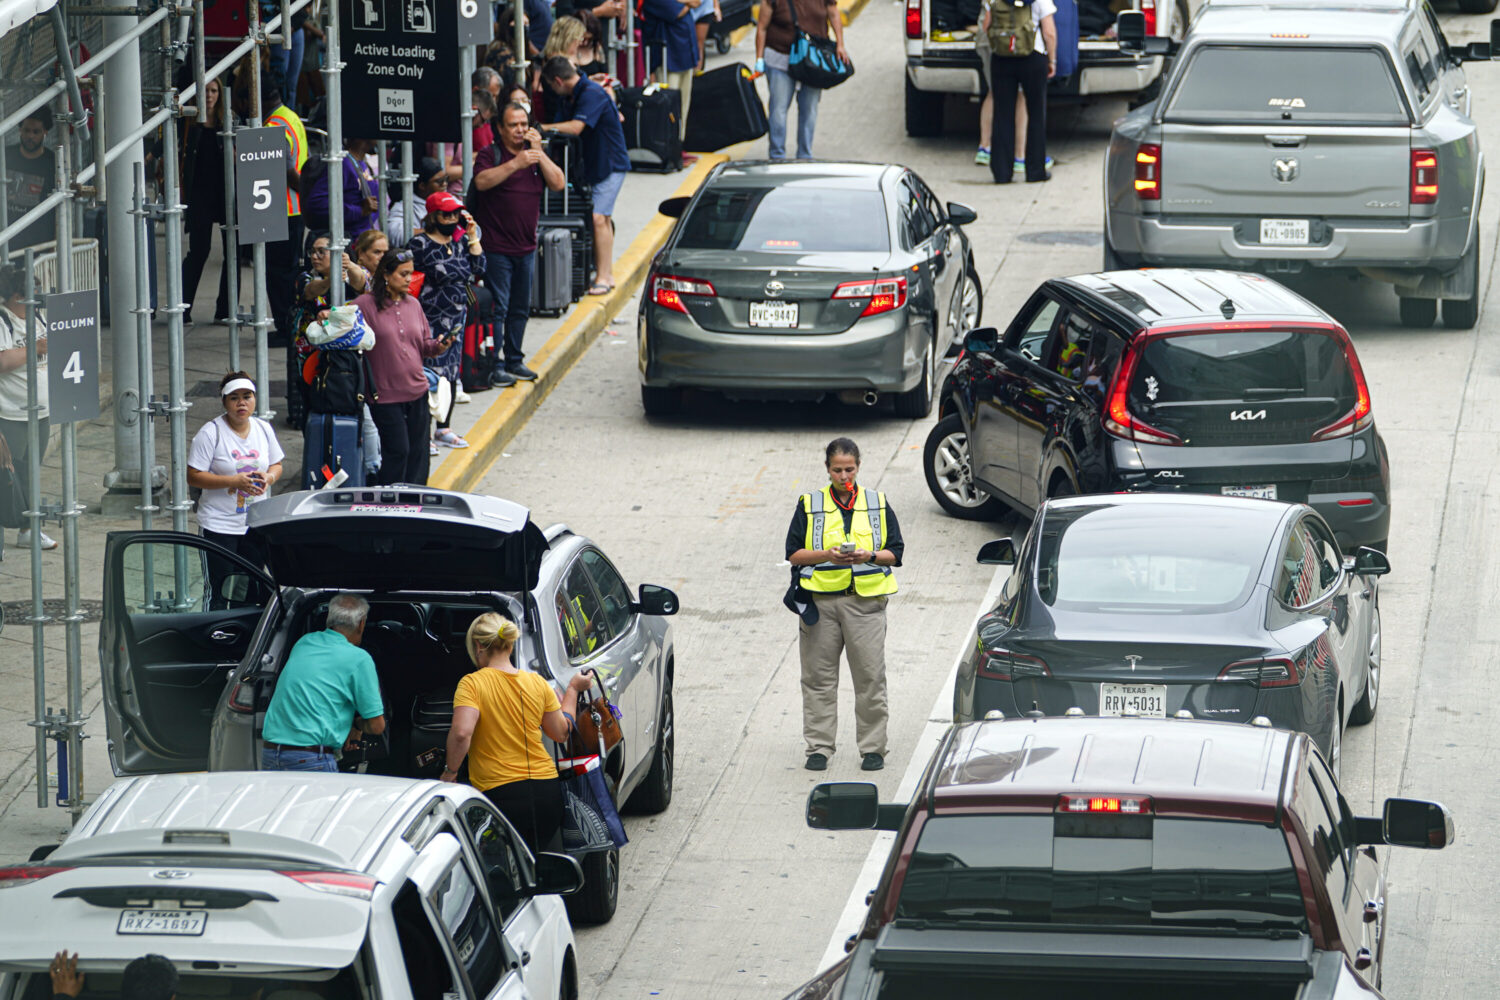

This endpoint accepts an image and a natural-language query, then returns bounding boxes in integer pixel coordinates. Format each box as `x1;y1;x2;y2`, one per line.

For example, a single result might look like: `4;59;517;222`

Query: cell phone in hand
839;542;856;555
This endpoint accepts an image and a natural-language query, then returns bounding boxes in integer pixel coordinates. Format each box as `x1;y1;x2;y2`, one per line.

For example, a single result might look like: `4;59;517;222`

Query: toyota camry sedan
638;160;982;417
954;493;1388;776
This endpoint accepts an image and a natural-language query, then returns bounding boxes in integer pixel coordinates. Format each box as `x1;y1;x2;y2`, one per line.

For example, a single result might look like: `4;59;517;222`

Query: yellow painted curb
429;153;732;494
838;0;871;26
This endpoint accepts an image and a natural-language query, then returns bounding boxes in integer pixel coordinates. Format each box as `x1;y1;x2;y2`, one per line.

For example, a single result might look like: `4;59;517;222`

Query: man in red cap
471;102;566;383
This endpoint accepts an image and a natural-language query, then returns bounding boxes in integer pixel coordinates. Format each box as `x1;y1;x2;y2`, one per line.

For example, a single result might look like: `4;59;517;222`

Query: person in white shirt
982;0;1057;184
0;264;53;550
187;372;285;573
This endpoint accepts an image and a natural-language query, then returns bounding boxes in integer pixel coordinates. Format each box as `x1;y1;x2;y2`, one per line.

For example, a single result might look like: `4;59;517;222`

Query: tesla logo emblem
764;280;785;298
1273;158;1299;182
152;869;192;880
1125;655;1142;672
1230;409;1267;421
1154;470;1183;479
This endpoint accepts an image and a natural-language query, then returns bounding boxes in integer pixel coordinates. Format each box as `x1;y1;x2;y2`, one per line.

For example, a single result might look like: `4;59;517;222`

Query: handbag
307;303;375;351
784;0;854;89
567;675;625;759
0;432;25;531
560;784;615;853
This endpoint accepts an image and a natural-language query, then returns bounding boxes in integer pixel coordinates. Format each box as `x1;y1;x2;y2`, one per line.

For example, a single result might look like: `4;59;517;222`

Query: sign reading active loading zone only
341;0;460;142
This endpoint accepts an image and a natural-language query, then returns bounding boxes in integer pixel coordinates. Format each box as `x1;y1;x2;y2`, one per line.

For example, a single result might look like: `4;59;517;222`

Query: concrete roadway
477;3;1500;997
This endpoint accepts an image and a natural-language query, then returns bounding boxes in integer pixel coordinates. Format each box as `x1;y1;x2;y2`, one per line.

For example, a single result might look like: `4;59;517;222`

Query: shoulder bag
785;0;855;89
566;673;625;759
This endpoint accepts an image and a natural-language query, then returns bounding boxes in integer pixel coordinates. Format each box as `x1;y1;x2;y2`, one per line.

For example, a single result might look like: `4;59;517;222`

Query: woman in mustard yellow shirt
442;612;594;852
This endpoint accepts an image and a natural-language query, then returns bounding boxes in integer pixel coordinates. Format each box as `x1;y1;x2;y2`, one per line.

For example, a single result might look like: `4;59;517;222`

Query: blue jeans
261;747;337;772
269;28;305;111
765;65;821;161
485;251;535;366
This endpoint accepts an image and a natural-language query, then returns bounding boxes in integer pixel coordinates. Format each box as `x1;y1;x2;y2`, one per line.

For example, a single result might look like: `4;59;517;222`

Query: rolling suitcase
684;63;768;153
539;215;594;302
707;0;754;53
302;412;365;489
540;133;593;219
531;226;574;317
619;84;683;173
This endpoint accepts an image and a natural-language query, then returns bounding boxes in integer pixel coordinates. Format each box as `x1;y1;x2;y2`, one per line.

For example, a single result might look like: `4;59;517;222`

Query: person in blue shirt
641;0;701;136
261;593;385;772
541;57;632;296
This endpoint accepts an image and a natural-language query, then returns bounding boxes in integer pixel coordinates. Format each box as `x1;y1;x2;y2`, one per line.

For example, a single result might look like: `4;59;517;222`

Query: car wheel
947;263;984;355
1443;230;1481;330
893;339;935;419
640;384;684;416
624;687;673;814
1457;0;1498;12
1398;296;1437;329
1350;605;1380;726
565;848;619;925
923;413;1006;519
904;76;944;138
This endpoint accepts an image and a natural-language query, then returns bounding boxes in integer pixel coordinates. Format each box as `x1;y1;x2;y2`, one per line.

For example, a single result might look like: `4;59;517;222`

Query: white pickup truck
902;0;1197;137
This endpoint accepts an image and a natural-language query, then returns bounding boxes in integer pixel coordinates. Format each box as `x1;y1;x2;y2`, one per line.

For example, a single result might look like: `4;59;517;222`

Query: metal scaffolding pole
221;80;242;370
460;46;475;195
249;0;272;419
23;246;50;809
399;142;414;247
324;0;345;308
376;140;389;235
161;38;191;535
132;164;158;531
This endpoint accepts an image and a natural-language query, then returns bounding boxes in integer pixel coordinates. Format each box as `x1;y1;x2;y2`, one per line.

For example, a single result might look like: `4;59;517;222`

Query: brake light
1134;143;1161;200
227;680;256;714
1058;794;1152;814
1337;497;1374;507
1102;340;1182;446
1141;0;1157;36
832;275;908;317
651;273;716;314
278;871;379;899
975;647;1050;681
1410;149;1438;205
1311;336;1373;441
906;0;922;38
0;865;73;889
1218;657;1300;688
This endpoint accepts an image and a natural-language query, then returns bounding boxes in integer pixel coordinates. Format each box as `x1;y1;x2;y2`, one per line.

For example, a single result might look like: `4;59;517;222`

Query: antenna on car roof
1220;298;1236;320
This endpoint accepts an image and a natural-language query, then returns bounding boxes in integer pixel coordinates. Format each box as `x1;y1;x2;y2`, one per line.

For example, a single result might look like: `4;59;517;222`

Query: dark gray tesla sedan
638;160;982;417
955;493;1388;777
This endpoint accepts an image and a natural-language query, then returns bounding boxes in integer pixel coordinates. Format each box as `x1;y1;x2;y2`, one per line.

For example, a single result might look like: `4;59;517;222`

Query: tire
714;33;731;54
1443;230;1481;330
640;384;684;416
904;76;944;138
1398;296;1437;329
946;262;984;356
1458;0;1498;13
893;338;935;419
624;688;673;814
1349;605;1380;726
564;848;619;925
923;413;1006;519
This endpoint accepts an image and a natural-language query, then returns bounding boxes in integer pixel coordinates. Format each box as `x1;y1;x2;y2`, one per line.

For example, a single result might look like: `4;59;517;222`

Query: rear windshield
1127;330;1355;447
1037;503;1270;613
1165;45;1408;124
676;184;890;253
897;814;1307;931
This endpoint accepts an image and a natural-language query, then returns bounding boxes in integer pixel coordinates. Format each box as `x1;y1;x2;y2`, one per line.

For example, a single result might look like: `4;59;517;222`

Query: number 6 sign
235;127;290;244
456;0;491;44
44;289;101;424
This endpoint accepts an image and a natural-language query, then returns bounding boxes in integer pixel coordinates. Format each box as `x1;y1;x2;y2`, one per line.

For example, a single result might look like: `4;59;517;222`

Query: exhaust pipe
862;391;879;406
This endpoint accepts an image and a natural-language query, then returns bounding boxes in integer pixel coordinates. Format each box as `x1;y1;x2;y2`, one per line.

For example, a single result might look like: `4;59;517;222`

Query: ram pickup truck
784;716;1455;1000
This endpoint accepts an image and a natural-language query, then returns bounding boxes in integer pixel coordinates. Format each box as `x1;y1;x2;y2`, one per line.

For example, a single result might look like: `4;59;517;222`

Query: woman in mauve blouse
353;249;456;485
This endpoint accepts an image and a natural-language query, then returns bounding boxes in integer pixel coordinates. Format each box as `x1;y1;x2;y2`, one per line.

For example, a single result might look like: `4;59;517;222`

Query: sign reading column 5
44;290;101;424
235;127;291;244
340;0;462;142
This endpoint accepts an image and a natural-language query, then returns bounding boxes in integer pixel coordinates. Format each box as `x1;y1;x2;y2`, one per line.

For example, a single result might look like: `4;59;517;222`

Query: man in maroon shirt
470;103;566;384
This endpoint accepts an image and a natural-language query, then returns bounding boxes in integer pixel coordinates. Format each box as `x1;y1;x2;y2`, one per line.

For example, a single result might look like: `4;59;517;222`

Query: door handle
210;628;241;642
1266;134;1306;148
520;950;532;967
1353;947;1373;971
1363;899;1382;923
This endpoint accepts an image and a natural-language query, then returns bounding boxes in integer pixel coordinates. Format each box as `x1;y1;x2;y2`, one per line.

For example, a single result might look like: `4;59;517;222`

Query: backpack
305;348;376;416
986;0;1037;57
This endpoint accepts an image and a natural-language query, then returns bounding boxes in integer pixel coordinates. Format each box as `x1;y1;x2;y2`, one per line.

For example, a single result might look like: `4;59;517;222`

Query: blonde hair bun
466;612;521;665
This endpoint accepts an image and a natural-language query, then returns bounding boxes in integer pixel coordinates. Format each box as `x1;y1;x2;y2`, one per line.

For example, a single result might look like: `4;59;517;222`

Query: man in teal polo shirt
262;593;385;772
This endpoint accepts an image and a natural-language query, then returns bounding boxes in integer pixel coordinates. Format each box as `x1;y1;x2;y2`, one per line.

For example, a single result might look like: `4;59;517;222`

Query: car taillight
1134;143;1161;200
227;680;256;714
1102;340;1182;446
278;871;378;900
1311;337;1373;441
832;276;908;317
1058;794;1152;814
1410;149;1438;205
906;0;922;38
0;865;73;889
1218;657;1300;688
975;648;1050;681
1140;0;1157;36
651;273;716;314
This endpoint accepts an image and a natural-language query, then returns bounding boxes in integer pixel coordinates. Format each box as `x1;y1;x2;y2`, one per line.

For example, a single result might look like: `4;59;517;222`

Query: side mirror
658;196;691;218
28;844;58;862
1115;9;1177;56
1381;798;1455;850
1453;41;1492;61
964;326;999;354
632;583;679;616
1352;546;1391;576
977;538;1016;565
946;202;978;226
807;782;880;830
1491;17;1500;55
528;852;585;896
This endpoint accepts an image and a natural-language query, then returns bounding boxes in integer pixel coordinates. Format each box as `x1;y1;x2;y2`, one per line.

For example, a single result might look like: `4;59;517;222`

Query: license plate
1221;484;1278;500
1100;683;1167;718
749;301;798;328
1260;218;1310;245
117;910;207;936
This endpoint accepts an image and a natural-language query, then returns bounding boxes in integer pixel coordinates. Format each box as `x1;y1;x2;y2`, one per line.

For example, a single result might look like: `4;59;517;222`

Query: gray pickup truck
1103;0;1497;329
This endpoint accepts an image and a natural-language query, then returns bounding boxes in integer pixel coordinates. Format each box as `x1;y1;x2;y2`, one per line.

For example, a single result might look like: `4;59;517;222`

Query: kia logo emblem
152;869;192;880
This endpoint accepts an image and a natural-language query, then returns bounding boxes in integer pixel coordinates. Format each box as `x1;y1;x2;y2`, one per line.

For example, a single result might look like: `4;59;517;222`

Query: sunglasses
310;247;330;256
393;250;414;263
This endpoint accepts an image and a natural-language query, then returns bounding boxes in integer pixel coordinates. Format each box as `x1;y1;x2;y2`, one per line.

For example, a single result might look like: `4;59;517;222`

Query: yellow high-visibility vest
798;486;897;597
267;104;307;217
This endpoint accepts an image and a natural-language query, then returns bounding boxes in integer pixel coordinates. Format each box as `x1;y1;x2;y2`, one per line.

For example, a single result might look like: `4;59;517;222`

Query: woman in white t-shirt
187;372;285;566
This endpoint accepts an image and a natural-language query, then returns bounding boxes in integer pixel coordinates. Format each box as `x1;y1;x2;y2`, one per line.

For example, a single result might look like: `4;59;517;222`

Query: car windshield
896;814;1307;931
1165;45;1408;124
1037;504;1268;613
675;183;890;253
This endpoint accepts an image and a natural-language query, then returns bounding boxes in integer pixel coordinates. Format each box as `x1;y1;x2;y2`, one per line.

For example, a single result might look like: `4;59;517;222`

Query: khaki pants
798;593;889;758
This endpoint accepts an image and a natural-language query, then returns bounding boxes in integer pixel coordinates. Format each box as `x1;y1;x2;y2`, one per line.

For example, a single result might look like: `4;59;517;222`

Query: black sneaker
861;753;885;771
490;368;517;388
805;752;829;771
507;362;539;381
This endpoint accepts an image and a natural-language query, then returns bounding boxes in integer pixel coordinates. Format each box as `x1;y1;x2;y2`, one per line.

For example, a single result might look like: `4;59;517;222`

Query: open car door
99;531;274;775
